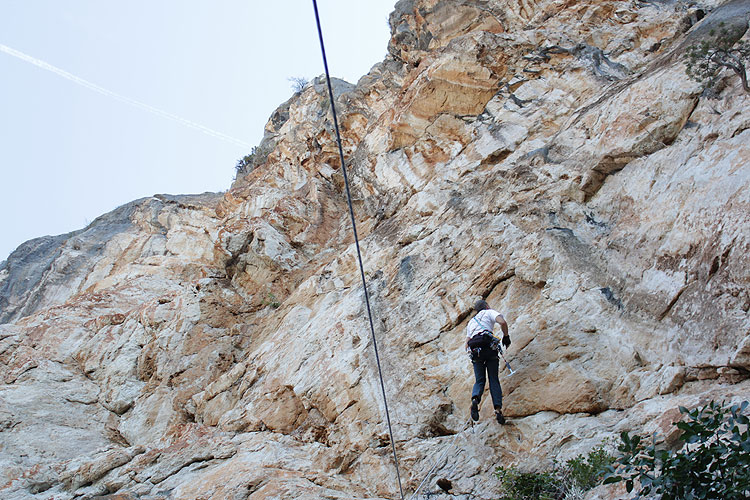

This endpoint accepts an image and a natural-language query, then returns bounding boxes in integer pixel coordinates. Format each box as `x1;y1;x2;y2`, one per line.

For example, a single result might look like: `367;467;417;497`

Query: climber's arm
495;315;508;337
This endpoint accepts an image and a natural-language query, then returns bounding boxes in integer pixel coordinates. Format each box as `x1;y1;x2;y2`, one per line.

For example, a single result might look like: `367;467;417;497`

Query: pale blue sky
0;0;396;261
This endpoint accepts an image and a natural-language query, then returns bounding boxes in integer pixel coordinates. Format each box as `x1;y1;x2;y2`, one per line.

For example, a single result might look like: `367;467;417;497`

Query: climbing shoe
495;409;505;425
470;398;480;421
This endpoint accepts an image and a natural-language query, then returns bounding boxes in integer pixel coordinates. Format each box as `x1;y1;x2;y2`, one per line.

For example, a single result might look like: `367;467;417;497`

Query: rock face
2;1;750;499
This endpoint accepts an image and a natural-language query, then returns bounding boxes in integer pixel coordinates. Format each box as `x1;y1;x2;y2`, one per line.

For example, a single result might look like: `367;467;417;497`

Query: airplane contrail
0;43;253;150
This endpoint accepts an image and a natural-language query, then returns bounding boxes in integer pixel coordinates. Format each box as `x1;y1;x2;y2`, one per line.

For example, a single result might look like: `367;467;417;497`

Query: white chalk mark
0;43;252;149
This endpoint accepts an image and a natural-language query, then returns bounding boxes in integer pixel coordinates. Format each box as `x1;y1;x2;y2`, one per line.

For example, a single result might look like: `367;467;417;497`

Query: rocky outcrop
0;193;223;325
1;1;749;499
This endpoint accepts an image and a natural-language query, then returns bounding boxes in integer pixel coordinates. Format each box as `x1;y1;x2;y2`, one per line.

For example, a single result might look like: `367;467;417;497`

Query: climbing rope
311;2;405;499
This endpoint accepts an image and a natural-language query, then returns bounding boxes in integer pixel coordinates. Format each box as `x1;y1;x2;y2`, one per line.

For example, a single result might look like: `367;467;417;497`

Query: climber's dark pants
471;350;503;408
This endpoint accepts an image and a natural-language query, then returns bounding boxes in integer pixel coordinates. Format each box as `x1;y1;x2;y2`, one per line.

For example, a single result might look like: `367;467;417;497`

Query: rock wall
1;1;749;499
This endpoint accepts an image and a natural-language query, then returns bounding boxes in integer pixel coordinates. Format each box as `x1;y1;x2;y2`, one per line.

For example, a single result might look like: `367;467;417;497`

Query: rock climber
465;299;510;424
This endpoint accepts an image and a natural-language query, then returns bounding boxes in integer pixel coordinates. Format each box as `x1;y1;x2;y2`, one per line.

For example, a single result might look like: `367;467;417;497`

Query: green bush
235;142;274;177
497;467;559;500
566;443;616;490
604;400;750;500
235;151;256;176
497;444;615;500
261;292;280;309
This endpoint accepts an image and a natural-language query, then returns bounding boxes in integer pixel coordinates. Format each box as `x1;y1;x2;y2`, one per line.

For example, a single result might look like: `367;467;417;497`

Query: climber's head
474;299;489;312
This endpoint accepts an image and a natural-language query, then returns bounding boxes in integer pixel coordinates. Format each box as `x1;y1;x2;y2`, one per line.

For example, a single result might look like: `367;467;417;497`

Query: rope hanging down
311;2;405;499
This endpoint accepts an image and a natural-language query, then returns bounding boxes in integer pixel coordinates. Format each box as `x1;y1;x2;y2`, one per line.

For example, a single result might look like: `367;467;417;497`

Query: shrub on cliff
605;400;750;500
497;443;615;500
288;76;309;94
685;22;750;93
235;142;273;177
235;151;256;176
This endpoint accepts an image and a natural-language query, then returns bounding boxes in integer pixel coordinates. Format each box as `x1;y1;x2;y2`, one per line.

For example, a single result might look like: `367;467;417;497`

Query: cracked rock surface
1;1;749;499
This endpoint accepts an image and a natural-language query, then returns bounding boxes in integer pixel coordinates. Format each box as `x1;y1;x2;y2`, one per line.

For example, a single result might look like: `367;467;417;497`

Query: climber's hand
502;335;511;348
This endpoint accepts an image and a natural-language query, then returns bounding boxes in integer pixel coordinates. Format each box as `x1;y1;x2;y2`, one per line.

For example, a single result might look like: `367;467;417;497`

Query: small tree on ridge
685;22;750;93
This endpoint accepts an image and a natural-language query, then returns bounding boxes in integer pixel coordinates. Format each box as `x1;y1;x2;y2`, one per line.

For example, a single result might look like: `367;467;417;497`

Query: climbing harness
467;321;503;361
467;317;496;358
311;2;404;499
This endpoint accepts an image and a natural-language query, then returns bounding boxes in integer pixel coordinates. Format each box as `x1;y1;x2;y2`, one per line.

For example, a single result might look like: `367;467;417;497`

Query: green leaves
235;142;275;177
607;400;750;500
496;467;559;500
497;444;616;499
498;401;749;499
261;292;281;309
566;443;616;489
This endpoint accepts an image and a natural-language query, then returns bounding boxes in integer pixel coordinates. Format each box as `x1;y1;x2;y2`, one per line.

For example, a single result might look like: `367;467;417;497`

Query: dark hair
474;299;489;311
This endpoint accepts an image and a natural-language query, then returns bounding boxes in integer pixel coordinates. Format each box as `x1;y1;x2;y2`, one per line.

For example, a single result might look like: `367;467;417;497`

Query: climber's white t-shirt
466;309;504;339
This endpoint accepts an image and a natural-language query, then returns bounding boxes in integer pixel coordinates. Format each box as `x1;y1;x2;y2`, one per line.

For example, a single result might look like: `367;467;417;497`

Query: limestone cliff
1;1;749;499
